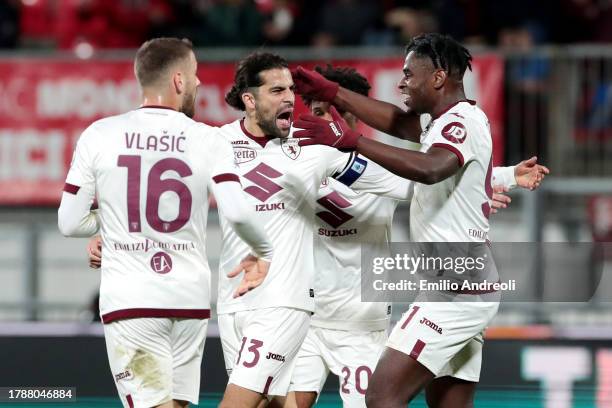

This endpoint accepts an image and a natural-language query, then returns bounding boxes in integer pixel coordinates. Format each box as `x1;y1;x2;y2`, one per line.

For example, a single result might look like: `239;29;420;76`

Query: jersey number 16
118;155;193;233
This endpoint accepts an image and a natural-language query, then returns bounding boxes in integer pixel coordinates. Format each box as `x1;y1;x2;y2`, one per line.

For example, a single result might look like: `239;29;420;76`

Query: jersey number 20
118;155;192;233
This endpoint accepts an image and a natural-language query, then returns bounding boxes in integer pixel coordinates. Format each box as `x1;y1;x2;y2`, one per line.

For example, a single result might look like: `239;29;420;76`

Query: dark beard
255;110;284;139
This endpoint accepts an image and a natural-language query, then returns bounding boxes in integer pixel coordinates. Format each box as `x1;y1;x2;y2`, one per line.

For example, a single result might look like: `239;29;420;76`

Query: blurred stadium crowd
0;0;612;51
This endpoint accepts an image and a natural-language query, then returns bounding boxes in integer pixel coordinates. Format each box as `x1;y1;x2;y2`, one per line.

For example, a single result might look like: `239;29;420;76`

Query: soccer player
58;38;274;408
286;65;548;408
83;52;411;408
214;52;420;408
291;34;549;407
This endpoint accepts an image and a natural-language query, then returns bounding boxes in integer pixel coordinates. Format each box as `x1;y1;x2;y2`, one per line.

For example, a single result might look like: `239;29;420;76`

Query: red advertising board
0;56;504;205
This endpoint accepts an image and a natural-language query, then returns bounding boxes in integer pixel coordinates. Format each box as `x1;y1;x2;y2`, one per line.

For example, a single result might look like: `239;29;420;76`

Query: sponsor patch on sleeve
441;122;467;144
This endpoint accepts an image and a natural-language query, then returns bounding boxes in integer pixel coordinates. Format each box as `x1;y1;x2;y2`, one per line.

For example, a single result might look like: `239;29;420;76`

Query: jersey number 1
118;155;193;233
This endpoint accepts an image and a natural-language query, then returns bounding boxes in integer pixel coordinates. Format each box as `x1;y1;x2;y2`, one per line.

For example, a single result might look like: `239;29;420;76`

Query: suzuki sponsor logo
316;191;354;228
243;163;284;202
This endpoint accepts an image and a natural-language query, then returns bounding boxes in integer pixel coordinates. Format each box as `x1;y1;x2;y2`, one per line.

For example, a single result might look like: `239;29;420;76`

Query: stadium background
1;0;612;407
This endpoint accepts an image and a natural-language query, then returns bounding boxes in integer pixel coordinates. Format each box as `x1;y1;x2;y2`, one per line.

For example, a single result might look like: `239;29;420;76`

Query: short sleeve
208;130;241;186
65;125;96;194
333;155;414;201
325;147;355;179
427;116;475;167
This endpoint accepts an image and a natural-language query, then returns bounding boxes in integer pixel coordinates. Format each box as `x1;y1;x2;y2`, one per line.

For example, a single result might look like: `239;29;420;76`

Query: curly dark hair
225;52;289;111
405;33;472;80
302;64;371;107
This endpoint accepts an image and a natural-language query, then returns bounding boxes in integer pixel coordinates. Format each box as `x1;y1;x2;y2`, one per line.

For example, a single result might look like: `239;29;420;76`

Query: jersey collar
139;105;178;111
432;99;476;120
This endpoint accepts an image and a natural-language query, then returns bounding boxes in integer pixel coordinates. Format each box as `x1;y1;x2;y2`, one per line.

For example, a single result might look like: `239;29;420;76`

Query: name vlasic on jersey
64;107;238;322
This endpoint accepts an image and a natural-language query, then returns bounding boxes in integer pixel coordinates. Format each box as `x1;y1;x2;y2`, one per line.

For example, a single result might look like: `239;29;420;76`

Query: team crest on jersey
441;122;467;144
280;138;301;160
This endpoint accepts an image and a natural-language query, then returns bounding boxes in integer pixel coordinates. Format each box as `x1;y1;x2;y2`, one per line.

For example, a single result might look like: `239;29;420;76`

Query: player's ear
432;69;447;90
173;71;184;94
242;91;256;110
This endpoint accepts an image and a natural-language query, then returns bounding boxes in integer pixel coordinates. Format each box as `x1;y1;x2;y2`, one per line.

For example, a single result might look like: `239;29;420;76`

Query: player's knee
293;391;316;408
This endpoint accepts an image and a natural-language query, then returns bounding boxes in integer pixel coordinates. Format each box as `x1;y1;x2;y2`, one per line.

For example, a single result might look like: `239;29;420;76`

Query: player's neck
430;89;468;120
243;116;271;138
141;93;180;111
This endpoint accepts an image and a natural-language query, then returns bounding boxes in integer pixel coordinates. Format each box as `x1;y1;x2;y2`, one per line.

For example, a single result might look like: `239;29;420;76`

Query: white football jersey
310;157;513;331
411;100;494;242
64;107;237;323
216;120;402;314
311;178;406;331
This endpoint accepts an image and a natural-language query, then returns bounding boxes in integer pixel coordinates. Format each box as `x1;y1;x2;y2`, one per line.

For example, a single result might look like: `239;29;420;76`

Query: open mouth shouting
276;108;294;132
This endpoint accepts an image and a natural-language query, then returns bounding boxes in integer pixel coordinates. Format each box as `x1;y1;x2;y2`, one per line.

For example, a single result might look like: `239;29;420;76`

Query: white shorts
289;326;386;408
218;307;310;396
386;300;499;382
103;318;208;408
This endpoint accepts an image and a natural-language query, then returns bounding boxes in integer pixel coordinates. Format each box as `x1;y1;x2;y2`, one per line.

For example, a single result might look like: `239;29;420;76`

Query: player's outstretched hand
515;156;550;190
491;185;511;214
227;254;271;298
290;66;339;102
88;235;102;269
294;106;361;151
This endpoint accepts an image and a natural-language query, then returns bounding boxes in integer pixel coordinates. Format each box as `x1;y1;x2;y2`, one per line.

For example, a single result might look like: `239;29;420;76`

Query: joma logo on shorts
420;317;443;334
266;352;286;362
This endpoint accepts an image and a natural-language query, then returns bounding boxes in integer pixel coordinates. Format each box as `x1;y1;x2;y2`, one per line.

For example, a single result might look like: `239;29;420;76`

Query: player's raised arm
295;105;460;184
58;127;100;237
328;149;415;201
292;66;422;142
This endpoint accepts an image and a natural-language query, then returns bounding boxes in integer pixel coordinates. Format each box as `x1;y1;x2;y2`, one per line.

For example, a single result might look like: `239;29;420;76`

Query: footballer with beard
59;38;274;408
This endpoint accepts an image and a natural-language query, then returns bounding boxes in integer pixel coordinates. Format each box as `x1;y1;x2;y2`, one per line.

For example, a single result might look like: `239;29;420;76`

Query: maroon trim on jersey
432;99;476;120
431;143;464;167
126;394;134;408
409;339;426;360
63;183;81;195
263;376;273;395
138;105;177;111
240;119;273;148
101;308;211;324
213;173;241;184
